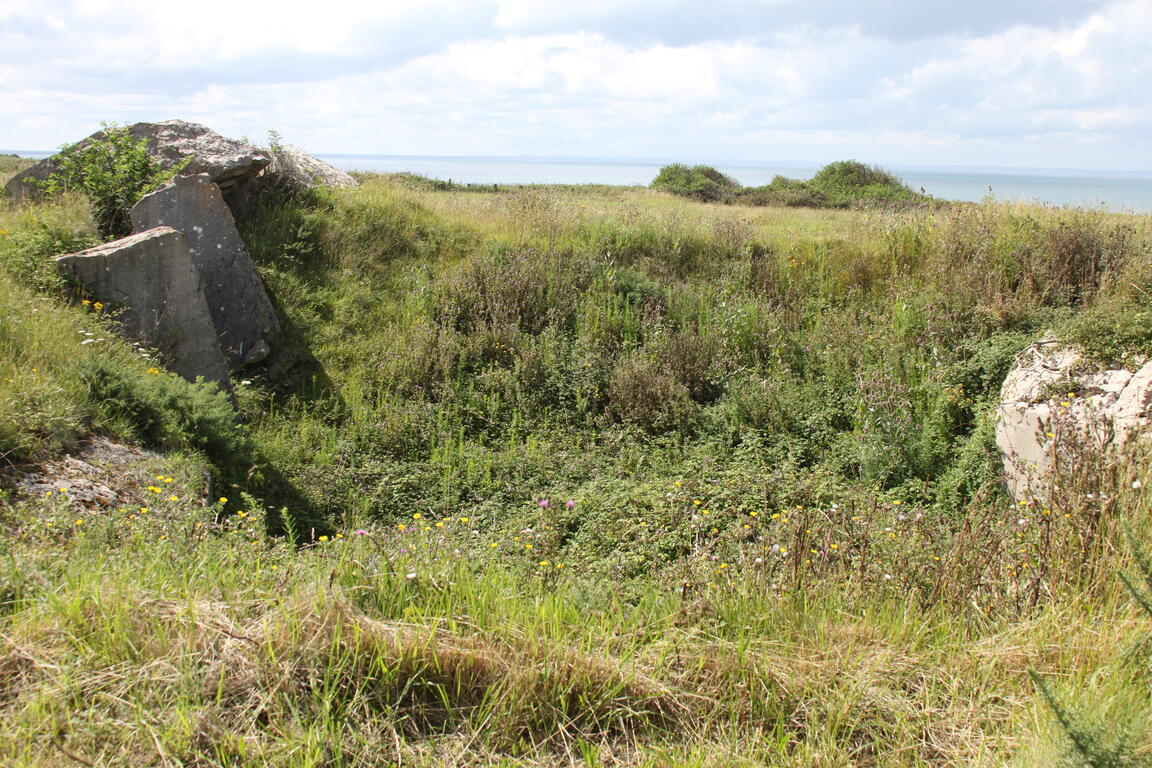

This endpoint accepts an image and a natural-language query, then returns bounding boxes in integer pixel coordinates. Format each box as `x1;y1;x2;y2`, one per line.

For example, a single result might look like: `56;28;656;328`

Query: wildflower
412;513;422;520
318;535;329;542
74;518;84;526
538;499;549;509
397;524;406;531
168;495;178;502
92;301;104;311
405;572;417;580
355;529;368;536
566;499;575;509
219;497;228;503
459;517;470;523
692;499;702;506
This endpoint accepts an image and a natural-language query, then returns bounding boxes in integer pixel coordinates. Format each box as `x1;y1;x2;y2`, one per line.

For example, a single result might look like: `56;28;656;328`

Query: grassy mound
651;159;928;208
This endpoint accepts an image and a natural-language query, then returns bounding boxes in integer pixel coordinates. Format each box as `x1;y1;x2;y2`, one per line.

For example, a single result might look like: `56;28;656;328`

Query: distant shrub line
651;160;930;209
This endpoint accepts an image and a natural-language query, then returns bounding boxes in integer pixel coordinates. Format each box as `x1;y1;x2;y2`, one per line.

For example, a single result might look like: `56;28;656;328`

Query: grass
0;486;1147;767
1;172;1152;765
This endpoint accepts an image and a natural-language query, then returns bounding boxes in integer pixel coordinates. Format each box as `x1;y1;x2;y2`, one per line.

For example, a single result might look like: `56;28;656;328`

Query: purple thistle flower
566;499;576;509
539;499;549;508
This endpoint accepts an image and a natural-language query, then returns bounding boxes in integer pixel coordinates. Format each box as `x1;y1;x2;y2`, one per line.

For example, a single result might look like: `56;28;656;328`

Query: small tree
41;122;185;239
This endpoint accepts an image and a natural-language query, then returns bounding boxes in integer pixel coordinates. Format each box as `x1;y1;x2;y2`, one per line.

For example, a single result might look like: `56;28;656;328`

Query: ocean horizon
8;149;1152;212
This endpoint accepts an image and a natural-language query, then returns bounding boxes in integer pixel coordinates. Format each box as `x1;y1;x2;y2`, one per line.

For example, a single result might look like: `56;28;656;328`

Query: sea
318;155;1152;213
10;149;1152;213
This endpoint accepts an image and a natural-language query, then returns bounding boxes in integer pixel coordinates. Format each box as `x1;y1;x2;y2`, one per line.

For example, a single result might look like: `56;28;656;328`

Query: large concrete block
131;173;280;369
996;340;1152;500
56;227;231;390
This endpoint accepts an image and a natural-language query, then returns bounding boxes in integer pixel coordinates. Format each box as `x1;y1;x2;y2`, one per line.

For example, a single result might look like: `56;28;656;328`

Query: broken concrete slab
56;227;231;390
130;173;280;369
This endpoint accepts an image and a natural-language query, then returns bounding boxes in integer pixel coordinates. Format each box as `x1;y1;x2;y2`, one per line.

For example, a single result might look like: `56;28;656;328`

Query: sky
1;0;1150;171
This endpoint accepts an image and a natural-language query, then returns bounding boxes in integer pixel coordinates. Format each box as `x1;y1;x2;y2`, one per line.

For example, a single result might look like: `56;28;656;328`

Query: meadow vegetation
0;166;1151;766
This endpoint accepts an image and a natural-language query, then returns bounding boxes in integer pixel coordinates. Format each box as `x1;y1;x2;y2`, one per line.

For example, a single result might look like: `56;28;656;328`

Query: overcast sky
2;0;1149;170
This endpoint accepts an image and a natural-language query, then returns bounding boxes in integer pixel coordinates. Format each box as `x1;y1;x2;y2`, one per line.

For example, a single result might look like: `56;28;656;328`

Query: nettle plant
41;122;186;239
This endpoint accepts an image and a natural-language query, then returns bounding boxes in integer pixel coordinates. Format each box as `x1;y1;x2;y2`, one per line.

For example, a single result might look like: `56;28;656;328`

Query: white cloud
0;0;1148;169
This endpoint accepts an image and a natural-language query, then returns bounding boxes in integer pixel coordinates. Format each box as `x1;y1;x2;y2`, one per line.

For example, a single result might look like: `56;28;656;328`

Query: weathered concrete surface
225;144;358;220
6;120;270;201
130;173;280;369
128;120;270;191
269;144;357;190
56;227;231;389
996;340;1152;499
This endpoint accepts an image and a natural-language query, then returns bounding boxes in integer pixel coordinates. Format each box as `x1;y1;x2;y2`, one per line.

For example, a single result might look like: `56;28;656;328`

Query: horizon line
5;148;1152;178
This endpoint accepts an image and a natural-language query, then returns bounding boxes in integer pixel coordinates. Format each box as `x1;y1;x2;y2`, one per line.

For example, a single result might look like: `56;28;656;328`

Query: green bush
737;162;925;209
650;163;741;202
738;176;828;208
80;356;250;471
807;160;921;208
41;123;185;239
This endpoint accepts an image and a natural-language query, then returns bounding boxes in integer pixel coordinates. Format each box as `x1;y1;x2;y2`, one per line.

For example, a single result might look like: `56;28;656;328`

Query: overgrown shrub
739;176;827;208
607;352;695;432
41;123;184;238
650;163;741;202
80;357;250;471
